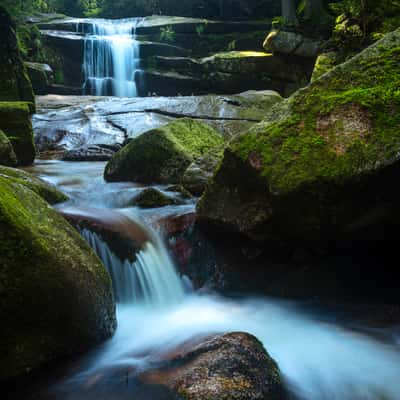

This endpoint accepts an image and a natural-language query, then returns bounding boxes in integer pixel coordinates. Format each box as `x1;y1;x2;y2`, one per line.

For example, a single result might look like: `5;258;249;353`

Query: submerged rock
140;332;286;400
131;188;182;208
0;102;36;165
198;29;400;240
0;178;116;381
0;165;67;204
104;118;224;184
0;130;17;167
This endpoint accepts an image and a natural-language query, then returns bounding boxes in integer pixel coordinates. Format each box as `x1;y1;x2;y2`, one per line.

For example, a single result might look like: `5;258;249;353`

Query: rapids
23;159;400;400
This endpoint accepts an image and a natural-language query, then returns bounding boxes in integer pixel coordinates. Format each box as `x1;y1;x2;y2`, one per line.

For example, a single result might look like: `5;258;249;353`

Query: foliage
160;25;175;43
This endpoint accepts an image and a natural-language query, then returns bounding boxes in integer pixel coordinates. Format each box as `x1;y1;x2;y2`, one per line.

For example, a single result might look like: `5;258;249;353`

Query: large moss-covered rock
0;130;17;167
198;29;400;240
0;7;35;105
104;119;224;184
0;165;67;204
0;102;35;165
140;332;286;400
0;177;116;381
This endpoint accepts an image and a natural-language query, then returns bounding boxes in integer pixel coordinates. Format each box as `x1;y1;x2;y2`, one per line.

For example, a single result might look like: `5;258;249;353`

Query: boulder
198;29;400;240
263;30;323;58
0;7;35;105
0;130;17;167
0;102;35;166
104;119;225;184
131;187;182;208
0;177;116;381
24;62;54;95
140;332;286;400
0;165;67;204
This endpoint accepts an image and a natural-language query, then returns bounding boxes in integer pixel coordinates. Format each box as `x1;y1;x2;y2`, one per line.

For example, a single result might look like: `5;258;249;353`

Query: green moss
231;31;400;195
105;118;224;183
0;165;68;204
0;177;116;380
0;101;35;165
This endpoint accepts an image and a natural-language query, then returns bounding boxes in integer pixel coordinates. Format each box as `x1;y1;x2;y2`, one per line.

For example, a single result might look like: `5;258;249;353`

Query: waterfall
80;228;185;305
80;19;141;97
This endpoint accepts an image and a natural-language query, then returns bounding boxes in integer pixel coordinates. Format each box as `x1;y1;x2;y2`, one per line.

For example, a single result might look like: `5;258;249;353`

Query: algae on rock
0;130;17;167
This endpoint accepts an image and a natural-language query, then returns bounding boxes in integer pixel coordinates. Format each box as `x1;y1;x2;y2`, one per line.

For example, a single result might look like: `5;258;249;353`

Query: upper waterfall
79;18;142;97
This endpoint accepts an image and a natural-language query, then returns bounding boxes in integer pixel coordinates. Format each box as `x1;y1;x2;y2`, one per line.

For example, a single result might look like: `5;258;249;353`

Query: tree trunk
281;0;297;23
304;0;326;20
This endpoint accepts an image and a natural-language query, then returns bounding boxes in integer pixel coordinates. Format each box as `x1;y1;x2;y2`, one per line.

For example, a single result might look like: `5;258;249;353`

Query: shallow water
27;160;400;400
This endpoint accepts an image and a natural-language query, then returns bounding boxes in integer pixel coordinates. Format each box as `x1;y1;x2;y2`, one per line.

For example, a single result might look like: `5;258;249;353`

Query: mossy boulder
0;130;17;167
198;29;400;240
104;119;225;184
0;177;116;381
0;7;35;106
140;332;286;400
0;165;67;204
131;187;182;208
0;102;35;166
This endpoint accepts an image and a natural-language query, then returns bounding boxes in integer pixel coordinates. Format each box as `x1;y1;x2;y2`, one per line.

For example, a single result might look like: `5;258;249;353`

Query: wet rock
62;144;118;161
0;6;35;105
198;29;400;241
0;130;17;167
0;102;35;166
166;184;193;199
61;207;151;262
140;332;286;400
0;165;68;204
263;30;323;58
182;149;223;196
0;178;116;381
104;118;224;184
24;62;54;95
131;188;182;208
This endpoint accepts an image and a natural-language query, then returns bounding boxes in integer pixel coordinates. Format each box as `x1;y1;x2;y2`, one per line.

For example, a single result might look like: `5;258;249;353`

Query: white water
29;160;400;400
81;19;141;97
81;228;184;305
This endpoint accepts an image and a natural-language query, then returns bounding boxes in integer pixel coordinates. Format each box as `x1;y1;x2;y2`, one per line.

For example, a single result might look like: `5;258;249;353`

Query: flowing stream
79;19;142;97
27;159;400;400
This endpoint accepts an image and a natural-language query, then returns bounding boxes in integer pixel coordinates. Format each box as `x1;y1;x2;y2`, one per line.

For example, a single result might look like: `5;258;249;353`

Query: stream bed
13;159;400;400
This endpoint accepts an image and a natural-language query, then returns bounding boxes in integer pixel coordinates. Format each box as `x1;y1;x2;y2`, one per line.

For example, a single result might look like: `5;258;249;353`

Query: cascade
80;228;185;305
80;19;141;97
